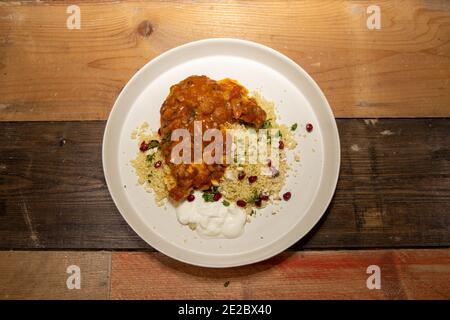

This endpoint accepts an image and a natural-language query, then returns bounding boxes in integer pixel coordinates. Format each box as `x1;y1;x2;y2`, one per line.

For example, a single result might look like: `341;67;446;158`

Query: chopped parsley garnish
248;191;259;205
250;209;256;216
202;192;214;202
222;200;230;207
262;120;272;129
148;140;160;149
202;186;220;202
291;123;298;131
146;154;155;162
161;132;171;146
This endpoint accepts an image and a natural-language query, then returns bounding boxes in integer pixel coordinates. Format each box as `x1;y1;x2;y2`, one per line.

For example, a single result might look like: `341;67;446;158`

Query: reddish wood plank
111;249;450;300
1;0;450;120
0;251;111;299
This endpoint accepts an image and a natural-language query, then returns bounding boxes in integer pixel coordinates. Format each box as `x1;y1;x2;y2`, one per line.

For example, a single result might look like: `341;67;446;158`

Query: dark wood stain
137;20;153;37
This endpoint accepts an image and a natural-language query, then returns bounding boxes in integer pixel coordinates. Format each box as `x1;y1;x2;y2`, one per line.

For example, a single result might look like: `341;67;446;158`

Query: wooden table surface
0;0;449;300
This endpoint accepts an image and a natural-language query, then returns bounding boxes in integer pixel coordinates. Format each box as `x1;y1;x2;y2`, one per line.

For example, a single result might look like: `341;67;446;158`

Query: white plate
103;38;340;267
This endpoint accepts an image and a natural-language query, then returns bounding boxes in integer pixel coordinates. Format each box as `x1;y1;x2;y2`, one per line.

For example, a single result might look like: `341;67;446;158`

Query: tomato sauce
160;75;267;201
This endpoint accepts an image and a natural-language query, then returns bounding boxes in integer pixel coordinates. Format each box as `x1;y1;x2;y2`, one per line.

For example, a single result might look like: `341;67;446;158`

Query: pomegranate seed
283;192;292;201
255;199;262;207
187;194;195;202
237;200;246;207
237;171;246;180
267;159;272;167
248;176;257;184
140;141;149;152
154;160;162;168
279;141;284;150
213;192;222;201
260;193;269;201
306;123;313;133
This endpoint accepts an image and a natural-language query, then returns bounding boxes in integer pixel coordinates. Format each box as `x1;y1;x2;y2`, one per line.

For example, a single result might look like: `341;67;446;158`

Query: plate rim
102;38;341;267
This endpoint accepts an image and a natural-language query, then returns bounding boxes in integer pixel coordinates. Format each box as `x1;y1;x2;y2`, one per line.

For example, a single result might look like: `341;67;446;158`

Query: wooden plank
111;249;450;299
0;121;145;249
0;251;111;299
0;119;448;249
0;0;449;120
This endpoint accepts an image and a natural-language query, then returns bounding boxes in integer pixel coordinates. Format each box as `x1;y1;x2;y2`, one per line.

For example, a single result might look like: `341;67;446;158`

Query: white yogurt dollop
176;192;246;238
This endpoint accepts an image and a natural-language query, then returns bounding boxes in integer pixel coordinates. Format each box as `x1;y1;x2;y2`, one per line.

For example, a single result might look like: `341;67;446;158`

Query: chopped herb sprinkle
262;120;271;129
161;132;171;145
202;192;215;202
148;140;160;149
248;191;259;205
146;154;155;162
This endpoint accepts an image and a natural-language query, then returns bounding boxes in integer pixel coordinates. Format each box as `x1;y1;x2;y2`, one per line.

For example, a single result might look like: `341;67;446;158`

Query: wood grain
0;119;448;249
0;251;111;299
111;249;450;299
1;0;449;120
